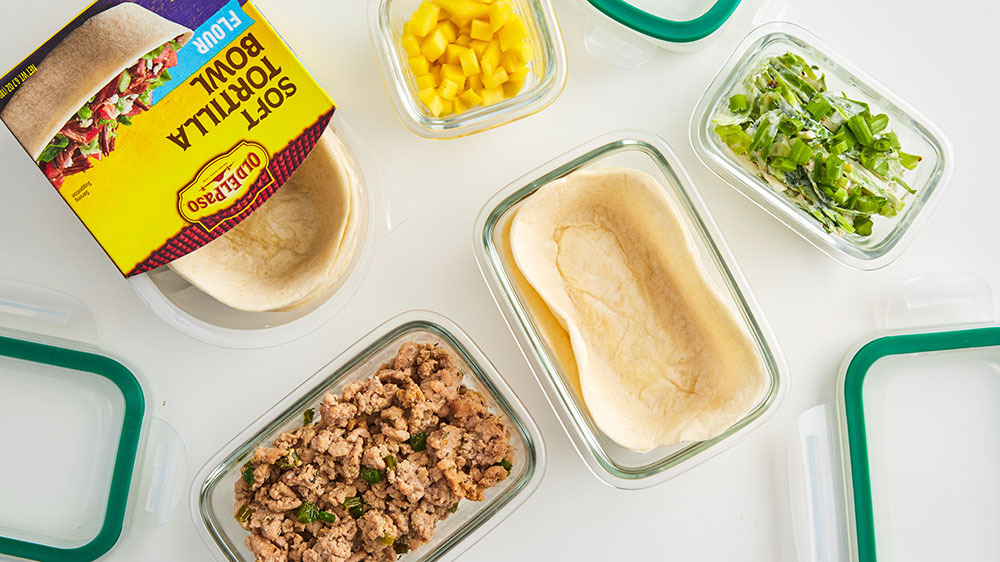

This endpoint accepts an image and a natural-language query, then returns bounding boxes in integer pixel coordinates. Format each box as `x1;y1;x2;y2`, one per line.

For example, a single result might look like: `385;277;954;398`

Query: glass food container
789;273;1000;562
691;22;954;271
0;278;186;562
129;115;393;349
368;0;567;139
191;310;546;562
472;130;787;490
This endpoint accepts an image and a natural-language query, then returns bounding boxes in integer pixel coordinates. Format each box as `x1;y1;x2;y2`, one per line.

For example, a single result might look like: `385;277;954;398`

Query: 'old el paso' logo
178;141;273;229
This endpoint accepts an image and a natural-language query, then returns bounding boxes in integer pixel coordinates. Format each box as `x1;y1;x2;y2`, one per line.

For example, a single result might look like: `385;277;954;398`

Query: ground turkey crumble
234;342;516;562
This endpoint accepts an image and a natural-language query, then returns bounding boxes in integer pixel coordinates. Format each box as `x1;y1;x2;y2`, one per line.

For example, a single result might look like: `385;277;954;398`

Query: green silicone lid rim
843;326;1000;562
0;335;145;562
585;0;741;43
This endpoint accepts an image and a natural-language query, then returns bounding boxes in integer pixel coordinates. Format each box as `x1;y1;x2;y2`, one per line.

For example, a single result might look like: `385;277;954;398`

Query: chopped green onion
77;105;93;122
779;117;804;135
378;533;396;546
276;449;301;470
394;541;410;555
867;113;889;134
409;432;427;452
343;496;366;519
318;510;337;524
385;455;397;471
714;124;752;155
296;502;319;524
242;462;255;486
448;502;458;513
872;138;892;152
789;139;813;165
853;218;874;237
806;96;832;119
361;466;382;485
847;114;874;146
303;408;315;426
769;157;797;173
235;505;253;523
898;151;922;170
824;155;845;184
728;94;749;113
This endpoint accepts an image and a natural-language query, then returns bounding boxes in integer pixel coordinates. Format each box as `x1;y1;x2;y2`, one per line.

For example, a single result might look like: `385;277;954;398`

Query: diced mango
453;95;471;115
444;43;466;65
469;39;489;56
482;67;508;89
470;19;493;41
421;29;448;61
438;79;461;100
489;1;514;32
509;39;534;64
441;63;466;85
459;48;481;76
409;2;441;37
408;55;431;75
432;0;490;24
434;20;459;43
498;17;528;50
467;73;484;91
481;39;501;75
500;52;518;74
418;87;445;116
481;86;505;106
508;65;529;83
401;33;422;56
440;98;453;115
458;88;483;107
455;34;472;47
415;73;438;91
503;78;523;98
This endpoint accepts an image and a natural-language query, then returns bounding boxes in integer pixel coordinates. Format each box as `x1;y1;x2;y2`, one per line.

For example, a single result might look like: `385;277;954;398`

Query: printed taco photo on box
0;0;381;347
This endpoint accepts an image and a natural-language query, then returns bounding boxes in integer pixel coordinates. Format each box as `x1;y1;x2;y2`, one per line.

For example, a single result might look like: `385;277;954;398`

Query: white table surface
1;0;996;560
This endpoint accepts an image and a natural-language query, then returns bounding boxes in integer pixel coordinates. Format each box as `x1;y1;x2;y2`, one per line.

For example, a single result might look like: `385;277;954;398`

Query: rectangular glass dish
190;310;545;561
691;22;953;270
473;131;786;489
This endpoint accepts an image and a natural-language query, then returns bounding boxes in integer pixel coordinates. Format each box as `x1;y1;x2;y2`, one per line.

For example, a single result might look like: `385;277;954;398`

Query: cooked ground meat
235;342;516;562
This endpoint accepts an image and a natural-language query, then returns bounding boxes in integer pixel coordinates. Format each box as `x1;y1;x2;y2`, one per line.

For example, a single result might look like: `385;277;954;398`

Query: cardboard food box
0;0;336;277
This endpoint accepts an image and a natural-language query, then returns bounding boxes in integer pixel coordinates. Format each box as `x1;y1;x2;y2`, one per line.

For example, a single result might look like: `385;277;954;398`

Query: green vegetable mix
361;466;382;485
303;408;315;426
409;432;427;452
241;461;255;486
296;502;319;524
713;52;921;237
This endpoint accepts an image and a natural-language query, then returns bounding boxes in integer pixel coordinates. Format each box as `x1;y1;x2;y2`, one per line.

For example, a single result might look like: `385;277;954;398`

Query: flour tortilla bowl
1;3;192;159
169;130;361;312
509;166;766;452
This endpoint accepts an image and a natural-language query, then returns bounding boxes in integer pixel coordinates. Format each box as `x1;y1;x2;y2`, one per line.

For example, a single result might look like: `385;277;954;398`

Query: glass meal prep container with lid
690;22;954;271
191;310;545;562
129;115;392;350
0;278;186;562
789;273;1000;562
472;130;787;490
368;0;567;139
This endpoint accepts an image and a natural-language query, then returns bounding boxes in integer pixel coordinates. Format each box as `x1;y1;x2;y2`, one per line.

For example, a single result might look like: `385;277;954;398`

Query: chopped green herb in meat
713;51;921;237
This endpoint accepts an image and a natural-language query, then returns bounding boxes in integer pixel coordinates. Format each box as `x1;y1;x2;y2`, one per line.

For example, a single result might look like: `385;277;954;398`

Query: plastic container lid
585;0;740;44
0;279;186;562
790;273;1000;562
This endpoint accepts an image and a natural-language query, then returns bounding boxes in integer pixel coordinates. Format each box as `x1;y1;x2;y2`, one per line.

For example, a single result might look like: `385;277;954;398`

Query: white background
1;0;997;560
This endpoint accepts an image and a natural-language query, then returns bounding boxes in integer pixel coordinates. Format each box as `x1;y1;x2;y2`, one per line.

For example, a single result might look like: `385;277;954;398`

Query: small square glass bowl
690;22;954;270
472;130;787;490
368;0;567;139
190;310;545;562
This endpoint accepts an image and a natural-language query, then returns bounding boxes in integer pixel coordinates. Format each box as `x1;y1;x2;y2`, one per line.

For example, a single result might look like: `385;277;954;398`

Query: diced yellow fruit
481;86;505;106
503;78;524;97
467;73;484;91
459;48;481;76
432;0;490;24
455;34;473;46
453;95;471;114
431;64;442;80
438;79;461;100
458;22;471;35
489;1;514;32
401;33;422;57
434;20;459;43
469;39;489;56
498;16;529;51
508;65;529;82
418;87;445;117
415;73;437;91
470;19;493;41
481;39;501;74
408;55;431;75
500;52;519;74
509;40;534;64
437;7;452;20
482;67;508;89
441;63;466;85
444;43;466;65
409;2;441;37
421;29;448;61
440;98;454;115
459;88;483;106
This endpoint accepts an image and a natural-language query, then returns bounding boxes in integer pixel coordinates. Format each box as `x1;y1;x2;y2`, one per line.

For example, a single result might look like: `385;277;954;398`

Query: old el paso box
0;0;336;276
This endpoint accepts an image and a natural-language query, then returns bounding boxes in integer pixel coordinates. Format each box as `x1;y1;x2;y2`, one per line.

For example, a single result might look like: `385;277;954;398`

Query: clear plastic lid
790;273;1000;562
0;278;186;562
